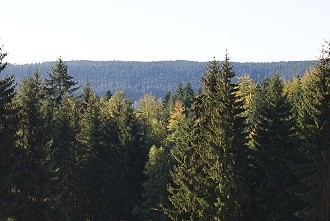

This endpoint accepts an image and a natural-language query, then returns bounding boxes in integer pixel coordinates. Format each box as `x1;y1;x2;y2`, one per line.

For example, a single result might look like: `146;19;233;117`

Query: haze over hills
2;60;316;100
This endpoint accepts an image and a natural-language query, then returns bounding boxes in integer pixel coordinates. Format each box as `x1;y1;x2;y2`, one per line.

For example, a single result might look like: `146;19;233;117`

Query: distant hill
2;60;316;100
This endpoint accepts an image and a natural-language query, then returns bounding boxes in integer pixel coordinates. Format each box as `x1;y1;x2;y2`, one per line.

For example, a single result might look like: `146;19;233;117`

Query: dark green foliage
15;71;53;220
167;55;250;221
143;145;172;221
166;108;210;221
198;56;249;220
0;47;19;220
249;75;301;220
163;83;195;117
51;97;80;220
1;40;330;221
183;82;194;109
45;57;79;104
77;89;103;220
294;42;330;221
99;92;147;220
143;100;186;221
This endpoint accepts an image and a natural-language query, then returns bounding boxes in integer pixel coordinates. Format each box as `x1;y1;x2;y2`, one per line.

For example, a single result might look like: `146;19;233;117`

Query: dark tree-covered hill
2;60;316;99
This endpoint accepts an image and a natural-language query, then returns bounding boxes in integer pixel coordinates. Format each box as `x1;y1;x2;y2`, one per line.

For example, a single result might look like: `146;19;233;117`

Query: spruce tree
0;46;19;220
76;85;102;220
198;55;249;220
143;100;186;221
15;71;53;220
167;55;249;220
45;57;79;104
294;42;330;221
249;75;301;220
166;97;210;220
102;91;147;220
183;82;194;110
51;97;80;220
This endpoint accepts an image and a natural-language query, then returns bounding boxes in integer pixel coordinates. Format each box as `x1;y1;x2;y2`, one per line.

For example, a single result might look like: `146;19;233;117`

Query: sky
1;0;330;64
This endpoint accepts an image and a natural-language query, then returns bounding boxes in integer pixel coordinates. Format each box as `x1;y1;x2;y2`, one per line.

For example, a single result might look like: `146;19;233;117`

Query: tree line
0;42;329;220
3;60;316;100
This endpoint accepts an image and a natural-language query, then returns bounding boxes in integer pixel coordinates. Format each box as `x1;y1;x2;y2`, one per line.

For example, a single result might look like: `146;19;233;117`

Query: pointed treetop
0;45;8;73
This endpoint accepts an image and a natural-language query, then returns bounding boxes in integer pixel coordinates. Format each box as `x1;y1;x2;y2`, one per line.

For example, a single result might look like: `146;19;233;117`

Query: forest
2;60;316;100
0;42;329;221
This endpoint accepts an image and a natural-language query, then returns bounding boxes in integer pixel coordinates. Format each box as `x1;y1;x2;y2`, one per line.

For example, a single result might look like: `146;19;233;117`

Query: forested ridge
0;42;329;221
2;60;316;100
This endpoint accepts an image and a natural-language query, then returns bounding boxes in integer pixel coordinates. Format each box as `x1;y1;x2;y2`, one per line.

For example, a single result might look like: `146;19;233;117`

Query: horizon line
7;58;318;66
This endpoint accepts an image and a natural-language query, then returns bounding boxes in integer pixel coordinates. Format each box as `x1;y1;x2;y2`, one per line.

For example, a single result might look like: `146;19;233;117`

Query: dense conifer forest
2;60;316;100
0;42;329;221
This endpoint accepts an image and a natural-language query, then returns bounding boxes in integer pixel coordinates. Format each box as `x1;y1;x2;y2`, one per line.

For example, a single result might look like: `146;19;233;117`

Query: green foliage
51;97;80;220
294;42;330;221
166;111;209;221
0;47;19;220
3;60;316;100
249;75;301;220
198;55;249;220
15;71;53;220
102;91;147;220
45;57;79;104
143;145;171;221
237;74;257;126
167;55;250;220
1;41;330;221
137;94;167;148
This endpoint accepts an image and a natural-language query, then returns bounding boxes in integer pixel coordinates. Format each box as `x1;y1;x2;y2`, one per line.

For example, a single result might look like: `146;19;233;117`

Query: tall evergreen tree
294;42;330;221
167;55;249;220
198;55;249;220
15;71;53;220
249;75;301;220
45;57;79;104
143;100;186;221
0;46;19;220
102;91;147;220
51;97;80;220
166;97;209;221
76;85;102;220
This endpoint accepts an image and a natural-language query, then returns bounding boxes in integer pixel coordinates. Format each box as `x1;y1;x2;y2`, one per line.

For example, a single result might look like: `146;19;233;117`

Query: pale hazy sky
2;0;330;64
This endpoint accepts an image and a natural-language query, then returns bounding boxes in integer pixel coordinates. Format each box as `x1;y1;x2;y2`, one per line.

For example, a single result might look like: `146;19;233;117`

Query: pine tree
45;57;79;104
0;46;19;220
249;75;301;220
15;71;53;220
294;42;330;221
